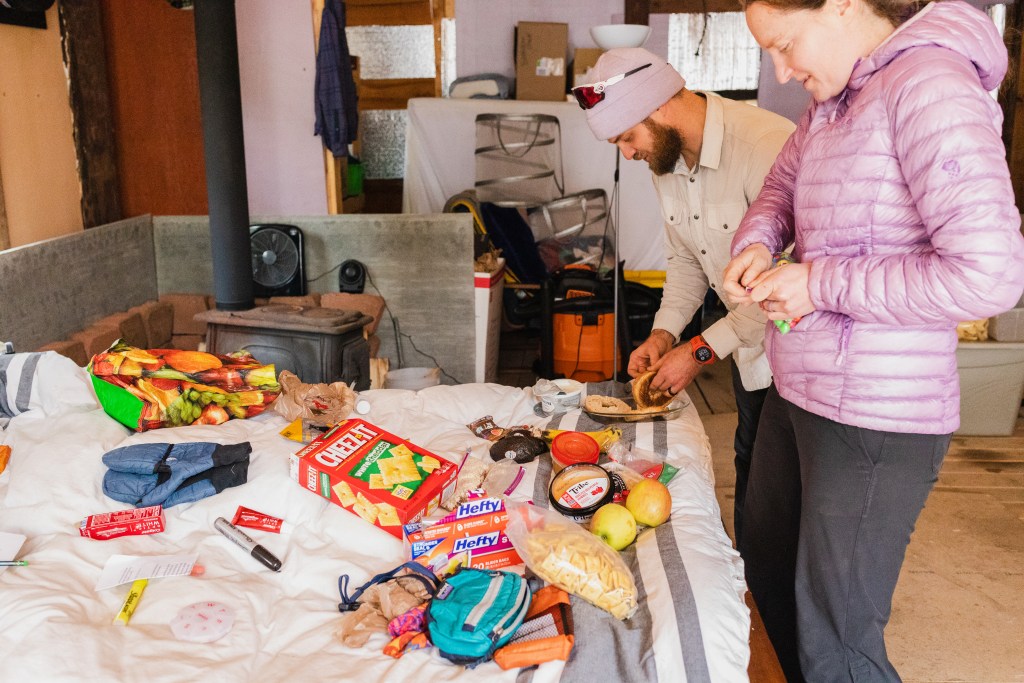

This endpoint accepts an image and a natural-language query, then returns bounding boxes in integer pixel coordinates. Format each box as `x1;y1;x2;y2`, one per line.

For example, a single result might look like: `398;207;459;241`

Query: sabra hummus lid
548;463;614;523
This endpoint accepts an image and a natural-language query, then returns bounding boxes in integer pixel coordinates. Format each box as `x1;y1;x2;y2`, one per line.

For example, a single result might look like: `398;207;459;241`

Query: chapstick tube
214;517;282;572
113;578;148;626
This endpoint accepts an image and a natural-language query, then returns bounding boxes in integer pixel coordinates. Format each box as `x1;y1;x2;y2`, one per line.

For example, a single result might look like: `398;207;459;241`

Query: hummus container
548;463;614;523
550;431;600;473
537;378;584;414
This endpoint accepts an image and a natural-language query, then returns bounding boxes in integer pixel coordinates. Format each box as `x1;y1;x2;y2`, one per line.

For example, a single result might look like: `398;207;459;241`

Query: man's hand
722;244;773;305
648;345;701;396
628;329;675;378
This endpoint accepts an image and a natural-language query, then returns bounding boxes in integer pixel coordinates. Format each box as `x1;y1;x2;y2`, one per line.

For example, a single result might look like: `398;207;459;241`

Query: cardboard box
474;258;505;383
573;48;604;88
515;22;568;101
404;497;523;575
290;419;458;539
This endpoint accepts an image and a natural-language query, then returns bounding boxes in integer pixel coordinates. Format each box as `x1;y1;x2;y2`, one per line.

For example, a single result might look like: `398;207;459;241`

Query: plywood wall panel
100;0;207;216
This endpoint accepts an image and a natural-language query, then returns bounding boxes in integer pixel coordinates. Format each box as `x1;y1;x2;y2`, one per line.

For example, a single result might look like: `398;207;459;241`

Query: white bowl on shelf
590;24;651;50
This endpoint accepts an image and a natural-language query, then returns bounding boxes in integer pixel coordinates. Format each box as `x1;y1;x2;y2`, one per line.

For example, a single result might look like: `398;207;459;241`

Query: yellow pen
113;578;148;626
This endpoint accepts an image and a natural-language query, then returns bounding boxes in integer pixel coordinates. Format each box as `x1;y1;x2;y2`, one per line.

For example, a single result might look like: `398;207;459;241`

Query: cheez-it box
289;419;458;539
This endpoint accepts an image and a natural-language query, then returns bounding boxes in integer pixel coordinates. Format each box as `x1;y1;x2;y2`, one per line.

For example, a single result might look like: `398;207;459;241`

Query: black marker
214;517;282;572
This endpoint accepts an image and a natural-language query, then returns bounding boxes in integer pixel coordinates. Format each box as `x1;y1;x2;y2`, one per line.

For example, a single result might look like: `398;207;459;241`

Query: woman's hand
747;261;816;321
722;244;773;305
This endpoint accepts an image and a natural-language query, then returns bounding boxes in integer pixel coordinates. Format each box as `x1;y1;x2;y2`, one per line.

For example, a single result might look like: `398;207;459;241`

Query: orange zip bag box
404;497;523;575
290;419;458;539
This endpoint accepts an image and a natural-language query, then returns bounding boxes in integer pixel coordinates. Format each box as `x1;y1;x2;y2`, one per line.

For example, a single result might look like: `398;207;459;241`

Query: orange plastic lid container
550;431;601;472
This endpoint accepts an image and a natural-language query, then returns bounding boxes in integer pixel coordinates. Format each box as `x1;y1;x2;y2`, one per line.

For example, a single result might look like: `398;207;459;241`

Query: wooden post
57;0;122;229
1000;0;1024;208
0;161;9;251
311;0;348;214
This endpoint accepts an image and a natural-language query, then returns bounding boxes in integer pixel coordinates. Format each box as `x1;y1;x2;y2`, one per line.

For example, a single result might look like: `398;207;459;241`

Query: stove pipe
193;0;253;311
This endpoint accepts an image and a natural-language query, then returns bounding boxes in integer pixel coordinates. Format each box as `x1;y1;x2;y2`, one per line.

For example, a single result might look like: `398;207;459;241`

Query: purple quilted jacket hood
733;0;1024;434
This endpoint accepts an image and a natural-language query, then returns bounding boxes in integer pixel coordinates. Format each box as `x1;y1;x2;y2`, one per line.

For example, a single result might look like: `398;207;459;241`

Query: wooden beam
625;0;650;26
348;0;432;26
357;77;436;110
651;0;745;13
0;162;9;251
58;0;122;229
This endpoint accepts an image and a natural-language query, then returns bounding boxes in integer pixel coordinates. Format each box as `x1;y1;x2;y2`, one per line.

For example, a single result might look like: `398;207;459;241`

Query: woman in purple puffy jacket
722;0;1024;679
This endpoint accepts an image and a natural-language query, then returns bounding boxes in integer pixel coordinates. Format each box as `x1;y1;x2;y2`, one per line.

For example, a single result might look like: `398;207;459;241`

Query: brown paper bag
270;370;356;426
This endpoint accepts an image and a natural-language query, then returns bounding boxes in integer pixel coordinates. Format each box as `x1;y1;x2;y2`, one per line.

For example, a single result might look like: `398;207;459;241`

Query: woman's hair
739;0;931;27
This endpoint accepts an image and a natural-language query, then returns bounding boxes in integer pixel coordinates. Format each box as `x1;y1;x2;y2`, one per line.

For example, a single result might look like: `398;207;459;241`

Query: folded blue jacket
102;441;251;508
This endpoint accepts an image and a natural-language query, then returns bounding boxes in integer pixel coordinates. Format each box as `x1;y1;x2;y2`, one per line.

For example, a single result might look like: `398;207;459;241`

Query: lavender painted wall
236;1;328;215
454;0;629;80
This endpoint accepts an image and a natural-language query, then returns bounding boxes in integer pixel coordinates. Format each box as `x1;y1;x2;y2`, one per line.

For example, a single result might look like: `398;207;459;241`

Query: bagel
632;371;674;409
584;395;631;414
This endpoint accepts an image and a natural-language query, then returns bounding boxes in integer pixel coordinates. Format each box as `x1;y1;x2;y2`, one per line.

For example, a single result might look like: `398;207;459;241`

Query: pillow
0;351;99;420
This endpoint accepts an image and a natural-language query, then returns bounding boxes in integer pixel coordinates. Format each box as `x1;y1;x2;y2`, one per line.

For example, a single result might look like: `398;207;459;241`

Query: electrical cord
306;259;463;385
363;267;461;385
305;262;346;285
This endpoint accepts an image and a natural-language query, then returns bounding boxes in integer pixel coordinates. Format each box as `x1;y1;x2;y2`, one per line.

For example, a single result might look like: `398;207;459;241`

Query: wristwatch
689;335;717;366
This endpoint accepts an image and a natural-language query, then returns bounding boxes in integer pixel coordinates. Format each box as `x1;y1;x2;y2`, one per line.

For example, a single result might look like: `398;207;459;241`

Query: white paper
0;531;27;567
95;553;197;591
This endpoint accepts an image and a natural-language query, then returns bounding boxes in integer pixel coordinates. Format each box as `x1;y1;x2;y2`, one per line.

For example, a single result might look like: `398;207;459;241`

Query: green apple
625;479;672;527
590;503;637;550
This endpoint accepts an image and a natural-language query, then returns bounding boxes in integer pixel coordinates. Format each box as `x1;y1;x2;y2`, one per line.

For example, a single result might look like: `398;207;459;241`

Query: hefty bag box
404;497;523;576
290;419;458;539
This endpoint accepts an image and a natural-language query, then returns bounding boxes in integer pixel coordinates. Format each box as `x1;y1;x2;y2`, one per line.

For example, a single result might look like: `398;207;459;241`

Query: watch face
694;346;714;363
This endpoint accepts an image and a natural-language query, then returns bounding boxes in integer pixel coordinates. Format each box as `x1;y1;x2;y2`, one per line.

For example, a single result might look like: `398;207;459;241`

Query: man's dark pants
730;359;768;548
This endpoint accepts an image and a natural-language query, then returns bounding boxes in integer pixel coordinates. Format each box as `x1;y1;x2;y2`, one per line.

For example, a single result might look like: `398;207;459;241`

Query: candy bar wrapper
80;505;166;540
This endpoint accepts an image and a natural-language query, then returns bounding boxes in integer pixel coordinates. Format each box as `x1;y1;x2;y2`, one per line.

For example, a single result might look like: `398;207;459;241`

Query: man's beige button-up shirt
650;92;794;391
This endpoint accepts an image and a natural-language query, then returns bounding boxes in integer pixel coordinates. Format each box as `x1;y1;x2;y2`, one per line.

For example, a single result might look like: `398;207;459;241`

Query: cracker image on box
290;419;458;539
333;480;356;507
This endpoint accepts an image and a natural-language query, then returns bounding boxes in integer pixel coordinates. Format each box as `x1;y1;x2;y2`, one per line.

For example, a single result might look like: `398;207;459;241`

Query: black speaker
338;259;366;294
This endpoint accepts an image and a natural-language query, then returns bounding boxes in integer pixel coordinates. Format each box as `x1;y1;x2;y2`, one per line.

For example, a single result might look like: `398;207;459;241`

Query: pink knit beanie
582;47;686;140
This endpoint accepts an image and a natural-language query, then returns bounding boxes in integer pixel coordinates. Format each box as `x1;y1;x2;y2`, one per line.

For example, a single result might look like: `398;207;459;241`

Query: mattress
0;356;749;682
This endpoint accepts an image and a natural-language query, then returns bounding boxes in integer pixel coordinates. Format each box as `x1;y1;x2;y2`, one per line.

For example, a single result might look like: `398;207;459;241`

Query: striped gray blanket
519;381;723;683
0;352;42;428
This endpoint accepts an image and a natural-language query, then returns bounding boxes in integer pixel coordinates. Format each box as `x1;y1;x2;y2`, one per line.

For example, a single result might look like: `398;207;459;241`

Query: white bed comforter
0;363;749;683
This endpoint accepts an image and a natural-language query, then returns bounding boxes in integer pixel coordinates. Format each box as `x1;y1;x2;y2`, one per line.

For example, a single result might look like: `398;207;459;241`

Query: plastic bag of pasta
503;498;638;620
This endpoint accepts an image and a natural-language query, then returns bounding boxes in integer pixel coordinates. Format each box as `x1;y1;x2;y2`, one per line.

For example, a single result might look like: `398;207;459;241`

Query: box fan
250;224;306;297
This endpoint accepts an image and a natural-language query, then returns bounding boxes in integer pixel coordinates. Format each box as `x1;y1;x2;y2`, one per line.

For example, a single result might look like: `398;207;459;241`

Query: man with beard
574;47;794;545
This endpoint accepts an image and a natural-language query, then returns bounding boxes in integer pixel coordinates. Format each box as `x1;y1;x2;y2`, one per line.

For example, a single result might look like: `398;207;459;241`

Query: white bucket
384;367;442;390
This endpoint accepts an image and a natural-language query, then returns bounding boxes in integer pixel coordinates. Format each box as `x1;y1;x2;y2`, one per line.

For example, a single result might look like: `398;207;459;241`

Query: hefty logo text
455;497;503;519
452;531;501;553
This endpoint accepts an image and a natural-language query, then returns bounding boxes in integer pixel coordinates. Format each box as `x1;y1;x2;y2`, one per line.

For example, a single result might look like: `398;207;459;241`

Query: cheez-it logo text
314;422;380;468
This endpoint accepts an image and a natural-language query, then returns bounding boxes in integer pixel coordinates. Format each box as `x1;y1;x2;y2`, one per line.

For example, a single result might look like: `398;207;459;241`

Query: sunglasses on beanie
571;63;652;110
